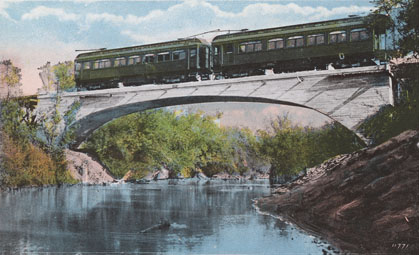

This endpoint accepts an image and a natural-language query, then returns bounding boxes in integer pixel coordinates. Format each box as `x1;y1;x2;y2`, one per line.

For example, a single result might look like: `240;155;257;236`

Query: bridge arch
71;95;332;148
35;66;391;149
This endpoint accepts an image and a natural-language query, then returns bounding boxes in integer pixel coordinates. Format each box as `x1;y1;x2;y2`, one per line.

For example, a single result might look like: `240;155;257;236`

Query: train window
144;54;155;63
95;60;111;69
157;52;170;62
190;49;197;57
83;62;91;70
225;44;234;54
239;41;262;53
329;31;346;44
239;44;246;53
214;46;220;56
128;56;141;65
317;34;325;44
360;30;369;40
307;34;325;46
254;42;262;51
173;50;186;60
75;62;81;71
114;57;126;67
104;59;111;68
287;36;304;48
350;28;369;41
268;38;284;50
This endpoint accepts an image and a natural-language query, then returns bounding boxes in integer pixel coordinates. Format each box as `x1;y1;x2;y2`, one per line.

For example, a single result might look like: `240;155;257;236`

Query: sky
168;102;330;131
0;0;375;95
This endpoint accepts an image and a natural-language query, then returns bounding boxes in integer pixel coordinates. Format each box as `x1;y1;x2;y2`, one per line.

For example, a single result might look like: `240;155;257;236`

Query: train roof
212;16;368;43
76;37;210;61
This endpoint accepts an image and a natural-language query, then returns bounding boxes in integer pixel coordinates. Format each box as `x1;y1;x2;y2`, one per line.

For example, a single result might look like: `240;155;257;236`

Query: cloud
86;1;372;44
0;2;12;20
21;6;79;22
19;1;373;44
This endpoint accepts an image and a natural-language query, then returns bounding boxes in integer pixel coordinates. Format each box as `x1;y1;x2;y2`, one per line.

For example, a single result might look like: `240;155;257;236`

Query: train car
211;15;389;78
74;38;211;90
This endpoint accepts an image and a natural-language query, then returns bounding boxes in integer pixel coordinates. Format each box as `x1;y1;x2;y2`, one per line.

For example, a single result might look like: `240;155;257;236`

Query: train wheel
195;74;202;81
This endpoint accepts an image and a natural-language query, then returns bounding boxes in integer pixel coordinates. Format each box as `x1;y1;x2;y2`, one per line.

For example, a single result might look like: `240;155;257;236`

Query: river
0;180;337;254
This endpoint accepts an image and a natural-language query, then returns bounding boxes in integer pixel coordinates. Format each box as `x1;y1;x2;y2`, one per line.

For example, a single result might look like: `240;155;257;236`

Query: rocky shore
65;149;115;184
256;130;419;254
65;149;269;185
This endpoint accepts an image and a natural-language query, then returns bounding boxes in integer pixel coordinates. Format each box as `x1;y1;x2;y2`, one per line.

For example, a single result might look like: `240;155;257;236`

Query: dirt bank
256;130;419;254
65;149;115;184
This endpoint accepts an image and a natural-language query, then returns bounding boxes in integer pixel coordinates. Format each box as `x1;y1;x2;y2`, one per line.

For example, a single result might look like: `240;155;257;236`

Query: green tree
0;60;22;98
84;109;240;178
53;61;76;91
259;116;364;184
371;0;419;56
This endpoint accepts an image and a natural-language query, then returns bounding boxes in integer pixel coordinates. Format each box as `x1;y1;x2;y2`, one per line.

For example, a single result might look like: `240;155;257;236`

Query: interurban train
74;15;390;90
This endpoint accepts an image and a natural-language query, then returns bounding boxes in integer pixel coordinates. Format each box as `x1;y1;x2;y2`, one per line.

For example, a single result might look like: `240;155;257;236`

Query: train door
213;45;221;68
223;43;234;65
189;47;197;69
199;46;209;70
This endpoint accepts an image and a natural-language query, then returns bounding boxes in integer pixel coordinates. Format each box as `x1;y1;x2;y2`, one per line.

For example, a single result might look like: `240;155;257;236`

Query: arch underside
71;95;331;149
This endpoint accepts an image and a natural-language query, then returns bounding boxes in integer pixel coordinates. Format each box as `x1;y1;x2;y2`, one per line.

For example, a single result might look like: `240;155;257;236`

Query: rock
65;149;115;184
157;168;170;180
195;172;209;180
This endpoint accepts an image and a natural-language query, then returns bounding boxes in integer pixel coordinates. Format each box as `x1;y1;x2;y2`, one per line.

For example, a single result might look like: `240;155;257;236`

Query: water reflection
0;181;335;254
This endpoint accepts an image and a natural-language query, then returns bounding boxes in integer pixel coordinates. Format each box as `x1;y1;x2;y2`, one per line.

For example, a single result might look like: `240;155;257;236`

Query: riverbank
256;130;419;254
65;149;115;184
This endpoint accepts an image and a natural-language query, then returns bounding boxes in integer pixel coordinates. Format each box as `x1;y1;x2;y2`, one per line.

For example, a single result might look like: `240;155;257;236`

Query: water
0;181;336;254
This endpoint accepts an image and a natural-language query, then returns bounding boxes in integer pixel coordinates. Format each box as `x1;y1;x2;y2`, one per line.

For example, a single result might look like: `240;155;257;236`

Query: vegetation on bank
83;109;364;182
359;75;419;145
0;60;77;188
0;98;76;187
82;110;262;179
259;117;365;182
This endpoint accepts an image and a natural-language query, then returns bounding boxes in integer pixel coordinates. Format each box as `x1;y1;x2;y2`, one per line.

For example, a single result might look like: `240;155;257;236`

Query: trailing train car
75;38;211;90
212;15;389;78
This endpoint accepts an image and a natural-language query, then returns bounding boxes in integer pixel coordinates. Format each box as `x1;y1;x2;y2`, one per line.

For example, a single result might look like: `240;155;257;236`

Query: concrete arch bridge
36;65;393;149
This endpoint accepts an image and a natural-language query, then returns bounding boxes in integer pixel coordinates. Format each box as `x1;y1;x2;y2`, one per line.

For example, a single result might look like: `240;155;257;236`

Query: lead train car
75;38;211;90
212;15;388;78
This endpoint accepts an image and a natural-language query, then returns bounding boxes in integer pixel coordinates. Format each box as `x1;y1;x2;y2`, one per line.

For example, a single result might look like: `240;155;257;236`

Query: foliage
1;99;35;147
258;116;364;183
2;134;56;187
84;109;248;178
361;1;419;144
39;61;76;92
371;0;419;56
0;59;22;98
358;78;419;145
1;98;77;187
53;61;76;91
0;86;78;187
84;109;363;183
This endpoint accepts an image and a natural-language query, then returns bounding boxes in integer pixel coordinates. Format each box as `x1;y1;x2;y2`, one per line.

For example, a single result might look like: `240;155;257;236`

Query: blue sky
0;0;374;95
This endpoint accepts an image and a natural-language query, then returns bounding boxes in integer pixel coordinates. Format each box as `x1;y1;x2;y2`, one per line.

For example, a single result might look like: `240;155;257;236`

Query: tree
371;0;419;56
39;61;76;92
53;61;76;91
0;60;22;98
